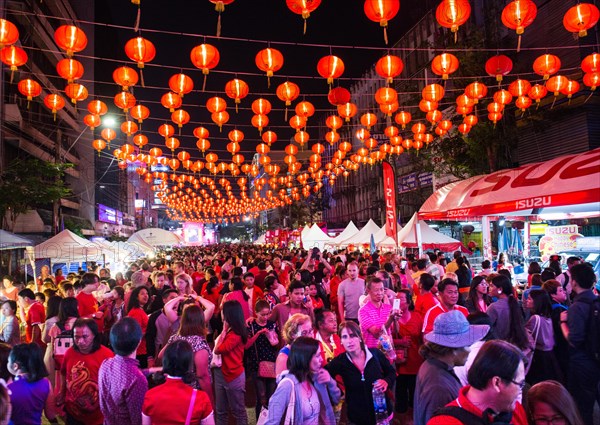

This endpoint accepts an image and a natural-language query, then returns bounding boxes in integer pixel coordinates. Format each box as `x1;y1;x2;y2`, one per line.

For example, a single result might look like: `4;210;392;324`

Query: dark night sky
93;0;432;157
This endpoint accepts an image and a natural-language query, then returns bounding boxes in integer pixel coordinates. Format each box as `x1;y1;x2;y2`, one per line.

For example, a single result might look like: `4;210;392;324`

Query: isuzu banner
382;161;398;246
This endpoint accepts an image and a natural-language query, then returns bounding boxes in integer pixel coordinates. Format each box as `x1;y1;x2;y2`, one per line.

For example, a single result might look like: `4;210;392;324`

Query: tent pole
481;216;492;260
524;221;530;259
415;216;423;257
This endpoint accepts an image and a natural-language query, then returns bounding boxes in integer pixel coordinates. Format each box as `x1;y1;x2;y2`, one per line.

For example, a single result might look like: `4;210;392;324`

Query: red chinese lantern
255;48;284;86
114;91;136;112
528;84;548;104
286;0;321;34
88;100;108;116
394;111;411;129
158;123;175;139
121;120;139;136
488;112;503;124
124;36;155;69
419;99;438;112
65;83;88;105
501;0;537;51
436;0;471;41
190;43;220;90
194;127;210;140
375;54;403;84
295;130;309;147
582;53;600;73
211;111;229;131
464;82;488;104
130;104;150;124
508;79;532;98
289;115;307;132
295;101;315;119
251;114;269;133
92;139;107;154
337;102;358;122
165;137;180;152
463;114;478;127
563;3;599;38
328;87;350;106
161;92;182;113
375;87;398;105
546;75;568;96
148;147;163;157
84;114;101;130
54;25;88;57
583;72;600;90
426;110;443;125
196;139;210;153
360;112;377;129
560;80;580;99
101;128;117;144
209;0;235;36
251;98;271;116
422;83;445;102
0;45;27;81
112;66;138;91
276;81;300;120
438;119;453;131
56;59;84;83
485;55;513;83
431;53;459;80
412;123;427;134
224;78;249;112
493;89;513;105
172;109;190;129
44;94;65;120
317;55;345;86
364;0;400;44
325;131;340;145
533;54;561;80
458;123;471;135
262;130;278;146
133;134;148;148
0;19;19;48
206;96;227;114
169;73;194;97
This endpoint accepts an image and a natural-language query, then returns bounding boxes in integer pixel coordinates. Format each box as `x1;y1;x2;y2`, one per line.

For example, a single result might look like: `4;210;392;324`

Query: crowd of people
0;244;597;425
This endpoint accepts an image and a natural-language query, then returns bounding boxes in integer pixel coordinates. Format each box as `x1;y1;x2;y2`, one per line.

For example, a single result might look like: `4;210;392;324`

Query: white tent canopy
398;213;467;252
302;224;331;251
0;230;33;250
373;226;401;248
34;230;104;263
338;219;381;246
93;239;153;263
300;224;311;240
254;234;266;245
128;228;182;247
325;221;359;246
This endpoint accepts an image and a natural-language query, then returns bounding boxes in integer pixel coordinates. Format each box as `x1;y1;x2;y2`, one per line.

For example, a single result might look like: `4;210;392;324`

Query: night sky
93;0;429;157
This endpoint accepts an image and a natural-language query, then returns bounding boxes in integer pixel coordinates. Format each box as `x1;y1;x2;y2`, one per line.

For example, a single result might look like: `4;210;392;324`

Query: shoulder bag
256;377;295;425
252;324;276;379
184;389;197;425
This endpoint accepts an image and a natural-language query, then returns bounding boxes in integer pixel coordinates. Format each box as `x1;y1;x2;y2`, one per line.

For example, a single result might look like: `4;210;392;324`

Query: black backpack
582;296;600;364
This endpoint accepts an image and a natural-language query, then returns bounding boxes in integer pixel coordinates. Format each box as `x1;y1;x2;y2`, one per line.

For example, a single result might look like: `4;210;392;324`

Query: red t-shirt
214;330;245;382
61;345;114;425
415;292;439;318
202;282;223;315
143;377;212;424
427;385;528;425
422;304;469;334
25;301;45;345
77;292;103;332
127;307;149;355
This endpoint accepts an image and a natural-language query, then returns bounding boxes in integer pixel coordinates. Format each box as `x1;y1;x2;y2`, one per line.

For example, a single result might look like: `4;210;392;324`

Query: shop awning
419;148;600;220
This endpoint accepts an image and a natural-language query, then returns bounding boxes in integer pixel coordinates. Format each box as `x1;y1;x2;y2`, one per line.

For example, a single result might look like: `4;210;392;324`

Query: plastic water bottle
379;334;397;361
372;386;389;425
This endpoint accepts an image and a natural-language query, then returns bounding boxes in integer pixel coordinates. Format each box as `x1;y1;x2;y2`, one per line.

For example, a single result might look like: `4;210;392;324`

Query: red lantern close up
485;55;513;83
364;0;400;44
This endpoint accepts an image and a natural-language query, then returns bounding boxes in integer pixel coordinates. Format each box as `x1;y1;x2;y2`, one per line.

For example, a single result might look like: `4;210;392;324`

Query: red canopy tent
418;148;600;258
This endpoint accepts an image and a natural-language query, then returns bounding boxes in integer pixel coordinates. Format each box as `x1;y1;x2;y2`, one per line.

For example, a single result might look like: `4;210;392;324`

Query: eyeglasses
533;415;567;425
510;379;526;390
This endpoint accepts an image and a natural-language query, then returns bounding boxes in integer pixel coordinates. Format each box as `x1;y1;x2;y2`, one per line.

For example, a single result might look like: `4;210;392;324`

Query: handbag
184;389;197;425
252;324;277;378
256;377;295;425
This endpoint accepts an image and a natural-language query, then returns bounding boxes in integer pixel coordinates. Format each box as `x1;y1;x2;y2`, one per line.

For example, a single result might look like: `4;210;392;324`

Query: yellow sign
538;225;582;262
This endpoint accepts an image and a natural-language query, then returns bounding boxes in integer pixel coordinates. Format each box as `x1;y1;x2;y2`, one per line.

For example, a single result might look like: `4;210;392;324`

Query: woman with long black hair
213;300;248;425
127;286;150;368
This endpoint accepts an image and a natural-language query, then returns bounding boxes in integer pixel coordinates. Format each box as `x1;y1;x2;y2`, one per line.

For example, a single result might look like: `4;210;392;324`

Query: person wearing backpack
556;256;582;305
427;340;528;425
559;263;600;425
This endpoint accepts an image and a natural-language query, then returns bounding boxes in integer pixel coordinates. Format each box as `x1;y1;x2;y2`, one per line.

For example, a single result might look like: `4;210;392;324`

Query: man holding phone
358;277;402;349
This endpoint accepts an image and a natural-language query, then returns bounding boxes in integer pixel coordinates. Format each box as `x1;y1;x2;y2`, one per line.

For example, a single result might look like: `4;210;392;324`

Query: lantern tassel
216;13;222;38
10;70;14;84
267;76;271;89
140;69;145;88
303;18;307;35
454;31;457;44
383;27;388;45
517;35;522;53
202;74;207;91
285;107;289;122
585;92;594;103
134;5;141;32
551;96;556;109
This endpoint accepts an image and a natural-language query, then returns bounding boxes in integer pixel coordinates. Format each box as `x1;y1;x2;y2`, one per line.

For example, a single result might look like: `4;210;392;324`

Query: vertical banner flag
382;161;398;246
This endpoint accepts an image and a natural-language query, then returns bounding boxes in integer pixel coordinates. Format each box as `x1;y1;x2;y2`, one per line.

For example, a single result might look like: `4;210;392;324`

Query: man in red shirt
77;273;105;332
17;288;45;347
414;273;439;318
427;340;528;425
271;256;290;287
422;278;468;334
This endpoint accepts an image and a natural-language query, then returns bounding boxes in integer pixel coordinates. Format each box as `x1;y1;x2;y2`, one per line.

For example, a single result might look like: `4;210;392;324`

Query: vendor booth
128;228;182;247
418;148;600;259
